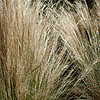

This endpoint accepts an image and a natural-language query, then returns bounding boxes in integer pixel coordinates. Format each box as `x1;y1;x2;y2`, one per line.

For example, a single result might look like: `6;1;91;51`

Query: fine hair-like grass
0;0;100;100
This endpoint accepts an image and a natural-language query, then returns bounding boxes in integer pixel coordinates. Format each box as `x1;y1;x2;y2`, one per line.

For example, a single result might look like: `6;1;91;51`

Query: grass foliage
0;0;100;100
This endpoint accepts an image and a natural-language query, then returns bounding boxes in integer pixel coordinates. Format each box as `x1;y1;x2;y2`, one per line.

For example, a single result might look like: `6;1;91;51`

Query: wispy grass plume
0;0;100;100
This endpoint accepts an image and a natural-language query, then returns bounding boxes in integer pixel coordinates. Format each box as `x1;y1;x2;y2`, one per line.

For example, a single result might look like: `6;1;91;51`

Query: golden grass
0;0;100;100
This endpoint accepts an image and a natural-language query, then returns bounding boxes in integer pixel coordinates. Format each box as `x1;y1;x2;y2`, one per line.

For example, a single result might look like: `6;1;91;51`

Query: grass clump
0;0;100;100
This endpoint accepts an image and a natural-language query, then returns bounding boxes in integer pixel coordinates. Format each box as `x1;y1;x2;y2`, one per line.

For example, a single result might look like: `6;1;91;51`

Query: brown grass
0;0;100;100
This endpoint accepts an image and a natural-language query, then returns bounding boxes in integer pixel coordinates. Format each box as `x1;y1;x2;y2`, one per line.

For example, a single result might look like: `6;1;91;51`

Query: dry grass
0;0;100;100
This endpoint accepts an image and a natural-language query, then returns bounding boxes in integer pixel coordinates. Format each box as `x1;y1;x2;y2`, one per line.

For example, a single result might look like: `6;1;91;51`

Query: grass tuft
0;0;100;100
